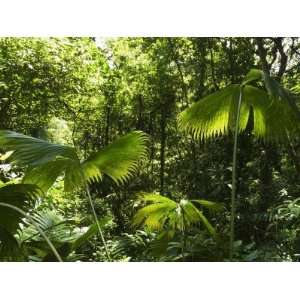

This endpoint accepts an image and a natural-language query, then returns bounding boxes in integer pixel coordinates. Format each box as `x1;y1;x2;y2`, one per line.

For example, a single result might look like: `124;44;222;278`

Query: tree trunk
104;103;111;146
160;106;167;195
255;38;280;243
229;86;243;260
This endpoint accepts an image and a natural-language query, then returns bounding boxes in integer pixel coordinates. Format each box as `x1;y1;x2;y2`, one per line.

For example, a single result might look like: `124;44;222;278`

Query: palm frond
132;203;176;229
242;68;263;86
180;200;216;236
133;193;216;236
0;130;148;192
82;131;148;185
132;193;177;229
0;130;78;167
179;77;300;142
138;193;176;204
0;226;23;260
192;199;224;211
23;159;72;192
178;85;250;140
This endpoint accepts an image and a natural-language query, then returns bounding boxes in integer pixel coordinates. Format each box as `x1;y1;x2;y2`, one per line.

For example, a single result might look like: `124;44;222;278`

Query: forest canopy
0;37;299;262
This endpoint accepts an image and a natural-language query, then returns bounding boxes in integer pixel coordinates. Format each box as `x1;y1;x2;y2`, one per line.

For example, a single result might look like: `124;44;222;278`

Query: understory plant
179;69;300;259
132;193;222;260
0;183;63;261
0;130;148;260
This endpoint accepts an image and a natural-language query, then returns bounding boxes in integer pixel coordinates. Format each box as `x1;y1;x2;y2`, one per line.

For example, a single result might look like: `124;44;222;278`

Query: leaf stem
85;184;111;261
229;86;243;260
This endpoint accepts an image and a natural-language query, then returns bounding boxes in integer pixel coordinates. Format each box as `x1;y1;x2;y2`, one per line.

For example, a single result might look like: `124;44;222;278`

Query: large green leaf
178;83;299;142
133;193;217;236
23;159;72;192
0;130;78;167
132;194;177;230
242;69;263;86
0;130;148;192
82;131;148;185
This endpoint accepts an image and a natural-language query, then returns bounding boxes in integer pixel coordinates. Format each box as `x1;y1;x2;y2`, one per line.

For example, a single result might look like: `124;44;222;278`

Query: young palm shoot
178;69;300;260
133;193;222;259
0;130;148;261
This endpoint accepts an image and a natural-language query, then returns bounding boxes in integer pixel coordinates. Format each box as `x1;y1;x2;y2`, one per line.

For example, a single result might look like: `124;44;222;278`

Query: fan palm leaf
0;130;78;166
82;131;148;185
133;193;219;237
0;130;148;192
178;83;299;142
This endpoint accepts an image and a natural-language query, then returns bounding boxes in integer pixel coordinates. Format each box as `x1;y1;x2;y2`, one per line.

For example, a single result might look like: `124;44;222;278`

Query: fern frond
20;209;77;244
0;184;41;233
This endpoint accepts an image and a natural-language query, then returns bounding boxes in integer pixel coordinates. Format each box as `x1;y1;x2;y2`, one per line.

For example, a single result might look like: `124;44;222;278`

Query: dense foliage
0;37;299;261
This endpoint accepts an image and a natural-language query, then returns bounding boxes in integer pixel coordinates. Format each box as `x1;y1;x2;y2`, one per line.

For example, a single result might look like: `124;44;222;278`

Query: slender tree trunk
190;138;198;198
168;38;188;107
137;94;144;130
255;38;280;243
110;191;126;234
208;38;219;91
160;106;167;194
181;209;186;262
104;104;111;146
229;86;243;260
286;136;300;178
85;184;111;261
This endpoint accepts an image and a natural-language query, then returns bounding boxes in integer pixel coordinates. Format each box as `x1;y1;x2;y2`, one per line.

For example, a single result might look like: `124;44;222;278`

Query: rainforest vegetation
0;37;299;262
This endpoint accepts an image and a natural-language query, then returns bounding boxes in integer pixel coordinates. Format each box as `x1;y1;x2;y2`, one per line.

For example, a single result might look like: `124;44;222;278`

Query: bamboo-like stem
0;202;63;262
85;184;111;261
229;86;243;260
